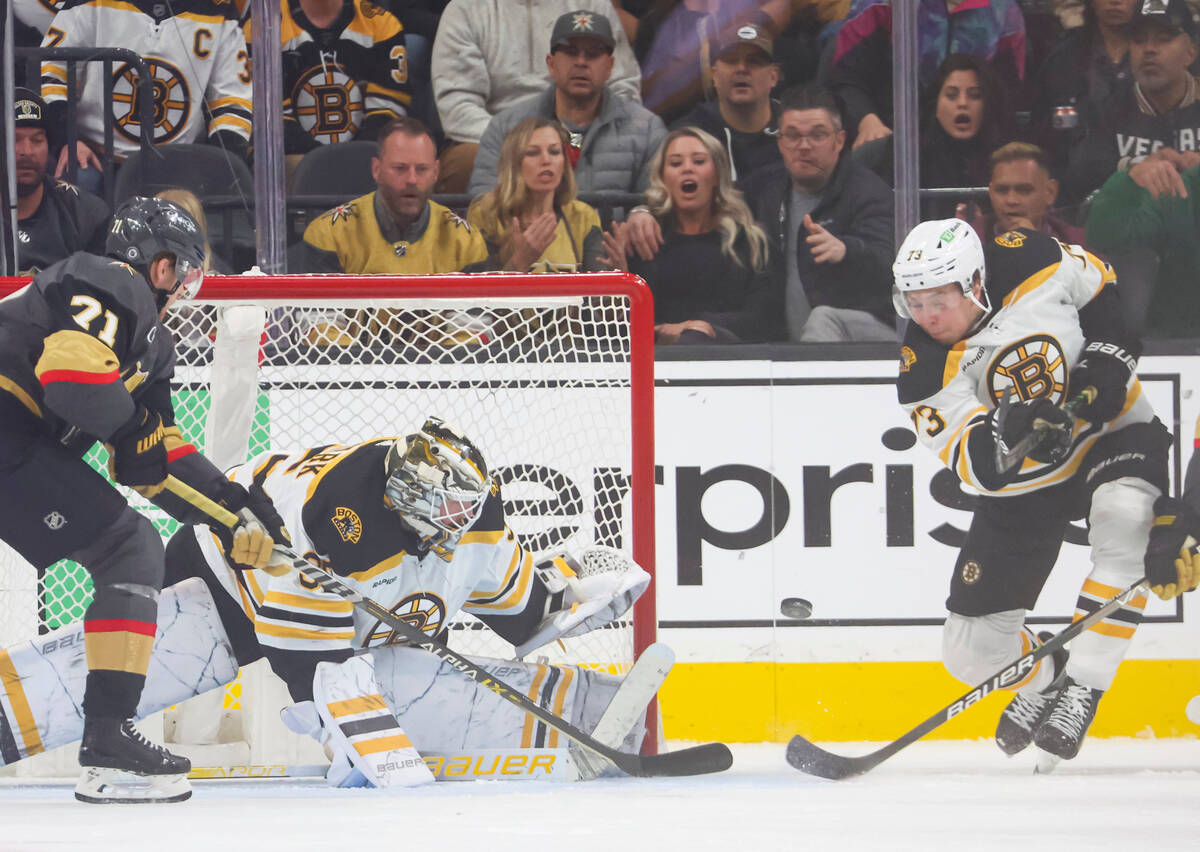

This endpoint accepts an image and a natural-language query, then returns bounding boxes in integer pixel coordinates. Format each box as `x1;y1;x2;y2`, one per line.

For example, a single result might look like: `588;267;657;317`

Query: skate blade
1033;748;1061;775
75;767;192;804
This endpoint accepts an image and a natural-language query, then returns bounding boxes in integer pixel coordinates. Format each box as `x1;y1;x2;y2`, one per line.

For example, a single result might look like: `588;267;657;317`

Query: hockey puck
780;598;814;619
1186;695;1200;725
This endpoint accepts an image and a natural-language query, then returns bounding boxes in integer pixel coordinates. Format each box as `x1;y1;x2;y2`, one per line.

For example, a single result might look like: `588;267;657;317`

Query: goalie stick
786;577;1149;780
165;476;731;779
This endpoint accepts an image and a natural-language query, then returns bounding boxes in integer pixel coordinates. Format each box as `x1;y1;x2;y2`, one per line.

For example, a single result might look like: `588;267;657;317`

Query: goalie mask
384;418;491;555
892;218;990;319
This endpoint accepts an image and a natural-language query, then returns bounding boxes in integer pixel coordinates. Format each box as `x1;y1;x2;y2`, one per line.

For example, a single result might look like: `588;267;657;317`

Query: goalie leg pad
311;656;434;788
0;578;238;766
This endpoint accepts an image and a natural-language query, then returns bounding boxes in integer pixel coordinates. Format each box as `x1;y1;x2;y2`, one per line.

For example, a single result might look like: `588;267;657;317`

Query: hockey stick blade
162;476;732;779
786;577;1148;779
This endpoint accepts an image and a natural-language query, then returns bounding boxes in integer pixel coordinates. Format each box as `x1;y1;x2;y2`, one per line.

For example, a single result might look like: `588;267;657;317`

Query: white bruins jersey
897;228;1154;496
41;0;252;155
193;439;540;654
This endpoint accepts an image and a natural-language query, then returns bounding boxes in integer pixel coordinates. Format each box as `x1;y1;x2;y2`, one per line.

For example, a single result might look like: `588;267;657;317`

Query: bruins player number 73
893;218;1169;770
0;197;290;804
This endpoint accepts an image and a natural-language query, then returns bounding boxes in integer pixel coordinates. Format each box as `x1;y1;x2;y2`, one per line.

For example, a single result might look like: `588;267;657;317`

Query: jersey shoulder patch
982;228;1063;306
896;323;952;405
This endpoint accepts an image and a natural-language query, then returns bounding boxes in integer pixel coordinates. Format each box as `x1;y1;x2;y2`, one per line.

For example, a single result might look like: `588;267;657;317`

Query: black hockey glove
1145;496;1200;601
209;480;293;573
106;405;168;497
998;397;1073;465
1068;341;1138;424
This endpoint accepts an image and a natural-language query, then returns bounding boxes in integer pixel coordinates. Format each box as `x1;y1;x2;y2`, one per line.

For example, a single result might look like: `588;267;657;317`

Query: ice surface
1;740;1197;851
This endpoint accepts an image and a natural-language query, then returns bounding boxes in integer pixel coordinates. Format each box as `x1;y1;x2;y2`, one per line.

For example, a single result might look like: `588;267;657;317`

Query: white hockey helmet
384;417;491;554
892;218;990;319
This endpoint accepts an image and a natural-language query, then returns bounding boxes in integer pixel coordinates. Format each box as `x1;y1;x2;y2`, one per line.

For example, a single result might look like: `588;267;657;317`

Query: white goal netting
0;272;656;772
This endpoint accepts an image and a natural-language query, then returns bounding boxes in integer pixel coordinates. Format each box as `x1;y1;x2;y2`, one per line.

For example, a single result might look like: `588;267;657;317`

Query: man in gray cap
13;87;111;275
432;0;643;193
467;9;665;199
674;23;783;183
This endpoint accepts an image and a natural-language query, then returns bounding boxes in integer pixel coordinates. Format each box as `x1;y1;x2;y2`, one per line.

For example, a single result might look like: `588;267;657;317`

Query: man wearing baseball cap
13;88;111;275
674;23;783;183
467;9;665;198
1065;0;1200;201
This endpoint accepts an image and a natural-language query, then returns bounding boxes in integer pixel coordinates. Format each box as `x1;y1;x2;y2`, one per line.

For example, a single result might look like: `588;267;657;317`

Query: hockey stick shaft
164;476;731;778
786;577;1149;779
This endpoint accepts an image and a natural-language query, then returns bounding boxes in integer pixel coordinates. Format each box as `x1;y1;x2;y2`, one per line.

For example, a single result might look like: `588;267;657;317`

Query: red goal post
0;271;658;767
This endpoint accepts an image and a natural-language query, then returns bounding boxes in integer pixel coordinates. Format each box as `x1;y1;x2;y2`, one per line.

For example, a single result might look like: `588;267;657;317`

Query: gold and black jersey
0;251;175;448
897;228;1154;495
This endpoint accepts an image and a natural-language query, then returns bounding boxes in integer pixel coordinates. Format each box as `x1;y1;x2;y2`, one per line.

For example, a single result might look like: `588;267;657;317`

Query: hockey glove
106;405;168;497
1145;496;1200;600
514;546;650;658
998;397;1073;465
209;481;293;574
1068;341;1137;424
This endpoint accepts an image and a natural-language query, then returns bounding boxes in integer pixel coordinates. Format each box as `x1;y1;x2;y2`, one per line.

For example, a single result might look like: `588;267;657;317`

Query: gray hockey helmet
106;196;207;309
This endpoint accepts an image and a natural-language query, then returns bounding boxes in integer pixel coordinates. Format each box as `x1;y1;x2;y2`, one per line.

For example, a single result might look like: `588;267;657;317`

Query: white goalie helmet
892;218;990;319
384;417;492;554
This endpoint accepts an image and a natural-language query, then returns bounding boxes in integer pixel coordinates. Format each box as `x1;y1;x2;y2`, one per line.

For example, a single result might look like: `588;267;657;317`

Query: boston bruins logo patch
987;334;1067;407
960;560;982;585
899;345;917;373
111;57;191;144
331;507;363;543
994;231;1025;248
368;592;446;644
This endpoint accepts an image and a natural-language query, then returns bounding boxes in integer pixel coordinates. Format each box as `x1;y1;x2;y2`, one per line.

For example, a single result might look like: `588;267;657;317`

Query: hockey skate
994;633;1067;756
1032;677;1105;761
75;717;192;804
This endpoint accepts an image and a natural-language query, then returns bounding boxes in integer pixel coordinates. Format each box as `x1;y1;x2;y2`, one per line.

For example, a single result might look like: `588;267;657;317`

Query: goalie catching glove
208;480;293;574
514;546;651;658
1068;341;1137;424
1145;496;1200;601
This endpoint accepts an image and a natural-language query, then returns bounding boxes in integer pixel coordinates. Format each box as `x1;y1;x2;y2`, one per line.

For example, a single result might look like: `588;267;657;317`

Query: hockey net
0;272;656;773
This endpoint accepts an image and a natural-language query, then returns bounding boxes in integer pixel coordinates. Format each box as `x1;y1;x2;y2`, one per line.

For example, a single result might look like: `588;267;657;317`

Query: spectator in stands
741;84;895;343
1030;0;1136;182
13;88;110;275
604;127;771;343
467;10;666;199
290;117;487;273
632;0;815;126
854;53;1012;218
1065;0;1200;202
251;0;411;161
467;118;606;272
674;22;782;183
13;0;64;88
1086;151;1200;337
432;1;642;194
957;141;1086;244
829;0;1026;149
40;0;253;192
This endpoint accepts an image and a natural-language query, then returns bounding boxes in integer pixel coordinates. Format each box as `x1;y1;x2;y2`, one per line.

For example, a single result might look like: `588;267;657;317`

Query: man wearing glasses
743;84;897;342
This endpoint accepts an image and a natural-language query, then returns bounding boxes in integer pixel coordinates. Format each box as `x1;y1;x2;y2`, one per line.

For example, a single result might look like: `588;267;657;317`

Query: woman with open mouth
467;117;605;273
602;126;771;344
852;52;1012;219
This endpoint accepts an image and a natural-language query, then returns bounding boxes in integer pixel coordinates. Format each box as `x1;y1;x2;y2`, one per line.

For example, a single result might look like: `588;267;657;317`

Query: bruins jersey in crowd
295;193;487;273
467;199;604;273
190;440;550;658
17;177;111;275
897;228;1154;496
41;0;252;155
247;0;411;152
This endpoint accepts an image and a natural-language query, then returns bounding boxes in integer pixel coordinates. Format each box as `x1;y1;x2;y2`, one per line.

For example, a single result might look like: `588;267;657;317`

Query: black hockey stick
994;386;1096;475
164;476;732;779
786;577;1149;779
